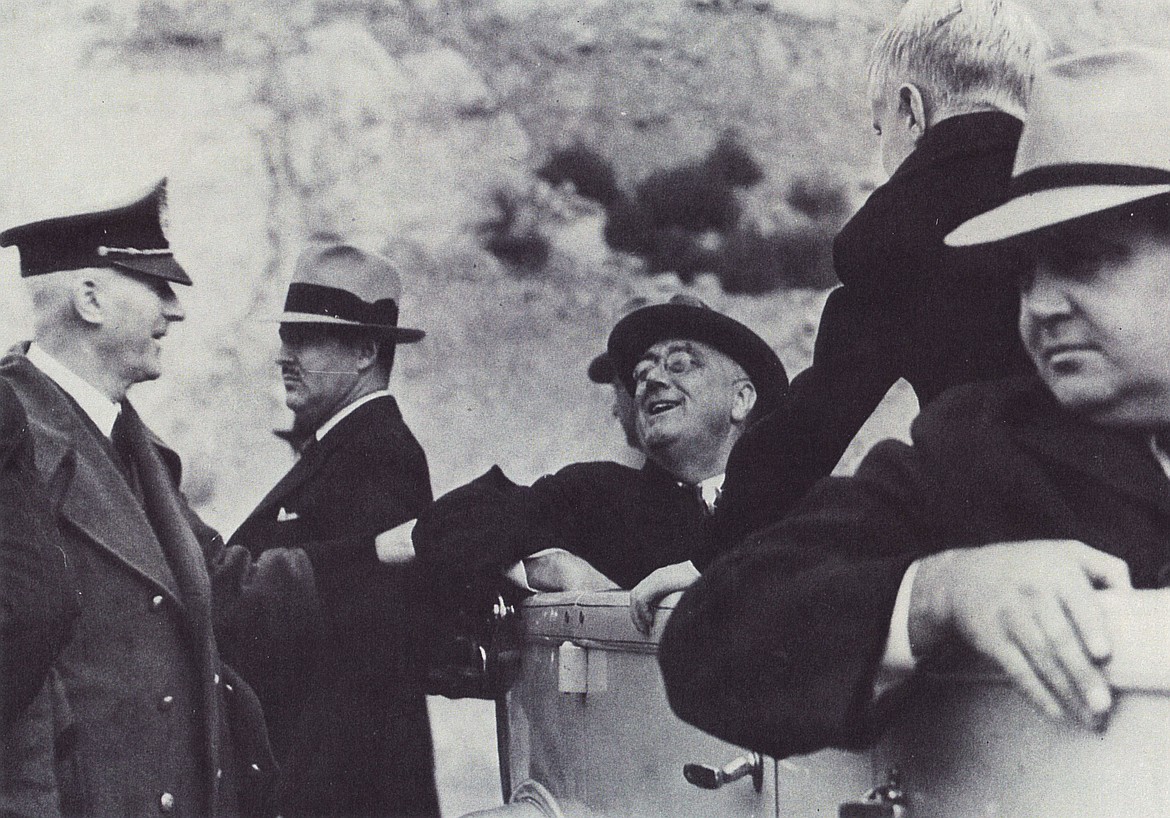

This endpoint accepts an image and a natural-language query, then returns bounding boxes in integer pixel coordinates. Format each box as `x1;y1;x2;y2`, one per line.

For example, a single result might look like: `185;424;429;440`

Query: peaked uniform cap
276;243;424;343
607;295;788;418
948;48;1170;246
0;179;190;284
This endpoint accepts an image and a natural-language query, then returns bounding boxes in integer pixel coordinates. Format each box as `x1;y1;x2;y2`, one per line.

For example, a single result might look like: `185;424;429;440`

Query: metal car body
462;589;1170;818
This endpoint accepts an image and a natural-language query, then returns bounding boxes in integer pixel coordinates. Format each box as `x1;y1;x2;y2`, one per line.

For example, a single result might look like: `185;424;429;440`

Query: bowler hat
948;48;1170;246
276;243;424;343
607;295;787;417
0;179;190;284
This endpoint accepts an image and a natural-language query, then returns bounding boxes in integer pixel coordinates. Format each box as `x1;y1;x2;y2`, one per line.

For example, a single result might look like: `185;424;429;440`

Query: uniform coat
0;350;293;818
0;378;76;731
660;376;1170;761
413;459;713;591
713;112;1035;547
226;395;439;818
0;379;78;817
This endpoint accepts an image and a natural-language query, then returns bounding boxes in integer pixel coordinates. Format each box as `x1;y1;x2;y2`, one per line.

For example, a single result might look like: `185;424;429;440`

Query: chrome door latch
683;751;764;793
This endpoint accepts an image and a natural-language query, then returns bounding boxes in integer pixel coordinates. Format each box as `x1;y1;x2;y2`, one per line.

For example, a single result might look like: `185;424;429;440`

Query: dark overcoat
660;376;1170;761
0;377;76;730
713;112;1035;547
0;379;79;817
226;395;439;818
413;459;712;592
0;351;292;818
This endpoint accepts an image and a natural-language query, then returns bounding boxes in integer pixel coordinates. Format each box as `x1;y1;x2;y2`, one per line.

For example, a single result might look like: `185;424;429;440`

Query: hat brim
607;303;787;415
947;184;1170;247
111;256;193;286
272;311;425;343
587;353;615;384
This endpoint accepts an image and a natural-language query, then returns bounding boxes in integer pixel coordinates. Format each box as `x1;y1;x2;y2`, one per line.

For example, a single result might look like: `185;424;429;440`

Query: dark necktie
110;406;142;499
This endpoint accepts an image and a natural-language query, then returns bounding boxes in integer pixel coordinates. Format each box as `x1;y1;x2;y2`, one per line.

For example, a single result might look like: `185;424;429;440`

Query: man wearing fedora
659;48;1170;761
0;180;299;817
413;295;787;615
224;243;438;818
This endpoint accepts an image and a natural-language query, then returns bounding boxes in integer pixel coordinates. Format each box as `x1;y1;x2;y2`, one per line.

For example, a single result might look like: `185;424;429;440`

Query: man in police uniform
224;243;438;818
0;180;310;817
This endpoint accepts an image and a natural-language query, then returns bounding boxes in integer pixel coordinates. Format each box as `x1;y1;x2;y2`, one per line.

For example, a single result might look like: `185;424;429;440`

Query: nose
162;291;185;322
1019;263;1072;321
634;362;670;398
276;342;296;367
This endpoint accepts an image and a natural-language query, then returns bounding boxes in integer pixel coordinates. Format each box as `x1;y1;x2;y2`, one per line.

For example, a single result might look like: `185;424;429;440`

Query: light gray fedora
276;242;424;342
948;47;1170;246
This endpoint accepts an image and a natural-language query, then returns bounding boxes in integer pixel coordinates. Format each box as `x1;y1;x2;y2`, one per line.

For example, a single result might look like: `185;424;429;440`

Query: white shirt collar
679;472;725;513
315;390;392;442
1150;436;1170;480
26;343;121;438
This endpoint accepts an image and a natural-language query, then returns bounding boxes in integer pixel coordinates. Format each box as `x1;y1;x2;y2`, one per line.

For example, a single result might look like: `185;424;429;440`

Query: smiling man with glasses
413;295;787;629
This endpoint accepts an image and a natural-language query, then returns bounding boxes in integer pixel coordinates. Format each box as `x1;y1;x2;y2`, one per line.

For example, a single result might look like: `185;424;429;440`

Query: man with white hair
712;0;1048;547
660;47;1170;760
0;180;315;817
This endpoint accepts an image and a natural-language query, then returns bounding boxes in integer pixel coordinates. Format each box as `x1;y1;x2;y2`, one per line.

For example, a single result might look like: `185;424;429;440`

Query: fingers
941;540;1120;729
1003;593;1112;727
630;572;666;635
629;586;654;635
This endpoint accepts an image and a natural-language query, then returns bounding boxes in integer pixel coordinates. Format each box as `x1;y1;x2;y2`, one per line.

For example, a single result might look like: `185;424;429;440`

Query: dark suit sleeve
659;434;939;760
0;382;78;730
712;191;922;548
413;463;624;586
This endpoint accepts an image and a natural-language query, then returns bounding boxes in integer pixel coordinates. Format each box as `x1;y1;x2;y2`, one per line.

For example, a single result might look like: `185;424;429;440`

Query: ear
71;275;104;326
353;336;380;373
897;83;928;144
730;379;757;425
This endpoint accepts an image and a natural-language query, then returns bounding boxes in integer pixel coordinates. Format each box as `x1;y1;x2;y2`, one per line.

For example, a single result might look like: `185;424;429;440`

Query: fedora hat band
1011;164;1170;198
284;282;399;327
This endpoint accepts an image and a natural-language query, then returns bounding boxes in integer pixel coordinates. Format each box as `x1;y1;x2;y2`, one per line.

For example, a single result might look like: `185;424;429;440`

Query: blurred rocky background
2;0;1168;813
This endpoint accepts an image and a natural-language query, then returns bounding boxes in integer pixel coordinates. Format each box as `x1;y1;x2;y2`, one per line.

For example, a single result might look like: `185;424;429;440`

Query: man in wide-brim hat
413;293;787;634
224;242;440;818
659;47;1170;761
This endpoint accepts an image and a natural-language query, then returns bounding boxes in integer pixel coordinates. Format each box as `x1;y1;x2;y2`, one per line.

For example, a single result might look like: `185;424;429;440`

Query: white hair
869;0;1050;114
25;267;114;337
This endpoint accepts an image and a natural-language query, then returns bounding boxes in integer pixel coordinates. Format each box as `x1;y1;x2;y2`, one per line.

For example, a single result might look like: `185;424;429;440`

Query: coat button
159;792;175;813
149;595;164;612
159;695;174;711
216;768;223;781
213;673;220;685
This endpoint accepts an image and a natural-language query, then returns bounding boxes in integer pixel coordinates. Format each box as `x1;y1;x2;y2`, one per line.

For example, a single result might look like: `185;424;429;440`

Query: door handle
683;751;763;793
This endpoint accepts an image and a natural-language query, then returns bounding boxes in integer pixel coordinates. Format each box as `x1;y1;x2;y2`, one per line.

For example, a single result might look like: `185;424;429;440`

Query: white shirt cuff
504;548;571;592
873;559;921;697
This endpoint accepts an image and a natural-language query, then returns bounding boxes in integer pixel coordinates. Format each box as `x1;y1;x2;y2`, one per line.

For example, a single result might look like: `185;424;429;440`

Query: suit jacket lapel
240;432;337;533
237;395;403;535
2;354;183;601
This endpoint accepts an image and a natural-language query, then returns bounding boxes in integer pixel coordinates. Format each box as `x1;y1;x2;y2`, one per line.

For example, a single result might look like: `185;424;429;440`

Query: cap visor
270;312;425;342
111;256;193;285
947;184;1170;247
